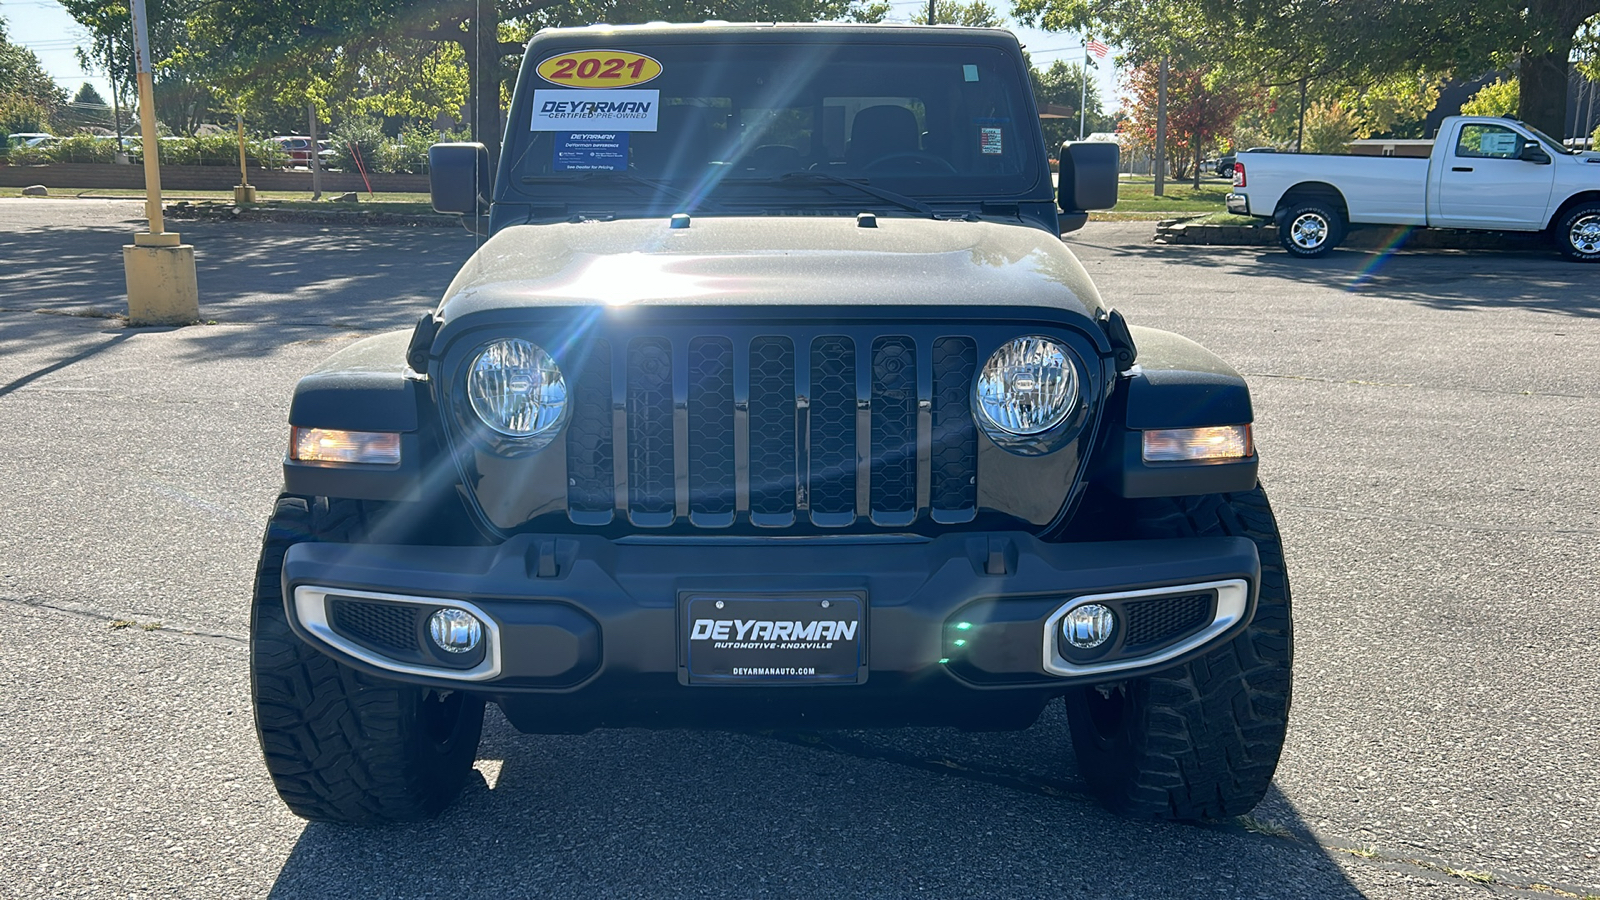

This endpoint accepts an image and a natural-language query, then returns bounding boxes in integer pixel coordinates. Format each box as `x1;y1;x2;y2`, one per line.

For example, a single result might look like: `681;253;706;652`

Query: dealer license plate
682;593;865;685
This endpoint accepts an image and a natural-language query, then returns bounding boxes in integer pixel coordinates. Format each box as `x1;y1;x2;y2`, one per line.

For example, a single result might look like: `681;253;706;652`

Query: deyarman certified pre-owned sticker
531;90;659;132
537;50;662;88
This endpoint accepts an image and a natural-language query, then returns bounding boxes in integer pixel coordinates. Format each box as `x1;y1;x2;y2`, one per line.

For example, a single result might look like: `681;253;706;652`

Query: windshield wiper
763;170;934;217
520;172;726;211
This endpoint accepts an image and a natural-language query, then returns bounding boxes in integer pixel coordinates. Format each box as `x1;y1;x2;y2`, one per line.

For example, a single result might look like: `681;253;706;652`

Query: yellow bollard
122;0;199;326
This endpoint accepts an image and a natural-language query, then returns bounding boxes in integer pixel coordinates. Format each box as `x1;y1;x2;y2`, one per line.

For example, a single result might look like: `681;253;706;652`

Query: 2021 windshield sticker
531;90;659;132
537;50;662;88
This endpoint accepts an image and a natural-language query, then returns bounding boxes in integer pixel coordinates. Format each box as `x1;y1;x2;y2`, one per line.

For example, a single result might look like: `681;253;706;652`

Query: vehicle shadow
1072;230;1600;319
266;705;1364;899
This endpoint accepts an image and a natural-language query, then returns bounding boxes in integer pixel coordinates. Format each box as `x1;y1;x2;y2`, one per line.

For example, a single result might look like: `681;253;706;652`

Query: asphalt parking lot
1;199;1597;899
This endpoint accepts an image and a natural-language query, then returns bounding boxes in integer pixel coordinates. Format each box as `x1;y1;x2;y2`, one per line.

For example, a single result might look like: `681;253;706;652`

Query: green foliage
46;133;117;163
5;144;48;165
912;0;1004;26
150;134;288;167
387;125;438;174
1030;58;1112;150
329;118;388;174
1461;78;1520;117
1301;101;1356;154
0;93;52;134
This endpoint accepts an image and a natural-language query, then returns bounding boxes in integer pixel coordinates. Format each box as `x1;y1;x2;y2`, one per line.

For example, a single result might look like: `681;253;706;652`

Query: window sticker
1480;130;1518;156
554;132;629;171
537;51;662;88
980;127;1003;154
531;90;659;132
963;64;980;82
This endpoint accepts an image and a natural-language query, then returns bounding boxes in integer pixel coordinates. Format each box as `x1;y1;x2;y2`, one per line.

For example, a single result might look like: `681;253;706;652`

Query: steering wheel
862;152;958;175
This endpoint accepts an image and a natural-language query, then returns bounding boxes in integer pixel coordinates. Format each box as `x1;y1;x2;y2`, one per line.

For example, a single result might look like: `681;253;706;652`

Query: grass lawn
1113;176;1233;213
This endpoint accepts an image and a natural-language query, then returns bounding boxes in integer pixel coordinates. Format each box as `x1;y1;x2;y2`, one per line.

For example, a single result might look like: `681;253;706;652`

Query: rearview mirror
1058;141;1119;234
429;142;492;214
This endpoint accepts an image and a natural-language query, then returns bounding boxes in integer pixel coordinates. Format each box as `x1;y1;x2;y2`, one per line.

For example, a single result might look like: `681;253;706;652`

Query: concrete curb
163;200;459;229
1152;218;1552;252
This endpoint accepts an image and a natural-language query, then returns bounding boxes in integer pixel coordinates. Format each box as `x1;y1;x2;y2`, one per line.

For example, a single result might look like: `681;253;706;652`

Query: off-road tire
1555;201;1600;262
251;494;485;824
1065;485;1292;821
1278;200;1343;258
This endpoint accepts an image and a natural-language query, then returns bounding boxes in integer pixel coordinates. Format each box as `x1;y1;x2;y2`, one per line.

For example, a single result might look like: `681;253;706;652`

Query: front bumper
1226;192;1251;215
282;531;1259;728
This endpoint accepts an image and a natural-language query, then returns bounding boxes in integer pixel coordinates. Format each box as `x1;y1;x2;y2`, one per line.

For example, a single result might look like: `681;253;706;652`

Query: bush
329;118;387;175
46;132;117;164
5;145;46;165
387;124;437;174
145;134;289;168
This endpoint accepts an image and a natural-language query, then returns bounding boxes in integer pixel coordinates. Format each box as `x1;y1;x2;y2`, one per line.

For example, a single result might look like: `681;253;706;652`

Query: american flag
1086;39;1110;60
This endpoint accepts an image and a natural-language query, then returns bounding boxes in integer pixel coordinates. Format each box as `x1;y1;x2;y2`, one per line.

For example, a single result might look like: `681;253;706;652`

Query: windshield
503;40;1044;210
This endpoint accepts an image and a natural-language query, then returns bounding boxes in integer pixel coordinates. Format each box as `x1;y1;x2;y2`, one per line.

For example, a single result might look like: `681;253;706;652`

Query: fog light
428;608;483;654
1062;604;1115;649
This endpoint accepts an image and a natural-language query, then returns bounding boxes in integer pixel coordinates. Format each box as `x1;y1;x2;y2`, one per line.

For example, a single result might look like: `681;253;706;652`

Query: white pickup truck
1226;115;1600;261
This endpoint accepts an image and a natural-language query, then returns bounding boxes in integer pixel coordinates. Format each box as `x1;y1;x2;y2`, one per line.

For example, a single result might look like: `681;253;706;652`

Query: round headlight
467;339;568;438
975;336;1079;436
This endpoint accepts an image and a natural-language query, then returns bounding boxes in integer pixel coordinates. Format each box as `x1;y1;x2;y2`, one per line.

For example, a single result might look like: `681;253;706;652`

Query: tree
1461;77;1521;117
1012;0;1599;140
1122;60;1247;181
1;16;67;108
1030;58;1110;149
912;0;1002;26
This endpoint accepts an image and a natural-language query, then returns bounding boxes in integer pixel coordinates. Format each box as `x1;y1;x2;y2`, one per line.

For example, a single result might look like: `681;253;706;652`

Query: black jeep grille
562;330;980;529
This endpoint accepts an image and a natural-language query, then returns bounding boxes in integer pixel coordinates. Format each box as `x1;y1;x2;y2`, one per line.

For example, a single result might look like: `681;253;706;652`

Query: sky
2;0;1124;128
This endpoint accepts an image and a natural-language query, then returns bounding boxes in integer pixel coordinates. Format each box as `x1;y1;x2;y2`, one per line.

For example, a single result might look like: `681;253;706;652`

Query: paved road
1;199;1596;899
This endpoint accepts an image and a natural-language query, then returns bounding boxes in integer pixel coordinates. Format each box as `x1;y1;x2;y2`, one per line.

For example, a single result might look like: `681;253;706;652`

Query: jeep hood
435;216;1105;322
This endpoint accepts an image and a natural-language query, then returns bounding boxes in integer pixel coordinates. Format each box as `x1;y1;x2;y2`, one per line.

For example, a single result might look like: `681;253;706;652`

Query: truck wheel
1065;486;1292;821
1278;201;1342;257
1556;202;1600;262
251;494;485;824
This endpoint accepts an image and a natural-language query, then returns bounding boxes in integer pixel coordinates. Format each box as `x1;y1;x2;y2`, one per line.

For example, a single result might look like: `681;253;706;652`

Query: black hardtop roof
527;22;1025;50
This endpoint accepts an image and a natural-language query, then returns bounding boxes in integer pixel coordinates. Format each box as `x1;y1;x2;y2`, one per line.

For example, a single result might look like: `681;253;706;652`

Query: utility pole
928;0;936;24
121;0;199;326
1154;56;1167;197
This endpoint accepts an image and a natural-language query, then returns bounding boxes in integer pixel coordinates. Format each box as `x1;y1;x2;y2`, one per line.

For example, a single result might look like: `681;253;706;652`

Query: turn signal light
1142;425;1253;462
290;427;402;465
1233;162;1246;188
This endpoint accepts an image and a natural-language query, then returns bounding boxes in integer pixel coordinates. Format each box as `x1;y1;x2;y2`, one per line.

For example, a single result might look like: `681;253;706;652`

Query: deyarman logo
539;99;654;119
690;619;858;642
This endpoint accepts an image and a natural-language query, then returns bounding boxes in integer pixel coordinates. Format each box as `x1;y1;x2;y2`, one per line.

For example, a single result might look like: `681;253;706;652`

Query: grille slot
563;330;980;529
931;337;977;515
808;336;857;522
748;336;797;522
1123;592;1214;649
688;337;736;519
870;336;917;518
627;337;675;521
565;340;613;521
328;598;421;656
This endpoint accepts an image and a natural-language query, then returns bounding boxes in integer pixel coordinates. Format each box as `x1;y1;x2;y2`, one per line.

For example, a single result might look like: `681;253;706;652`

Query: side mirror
429;142;492;214
1058;141;1120;234
1520;143;1551;165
